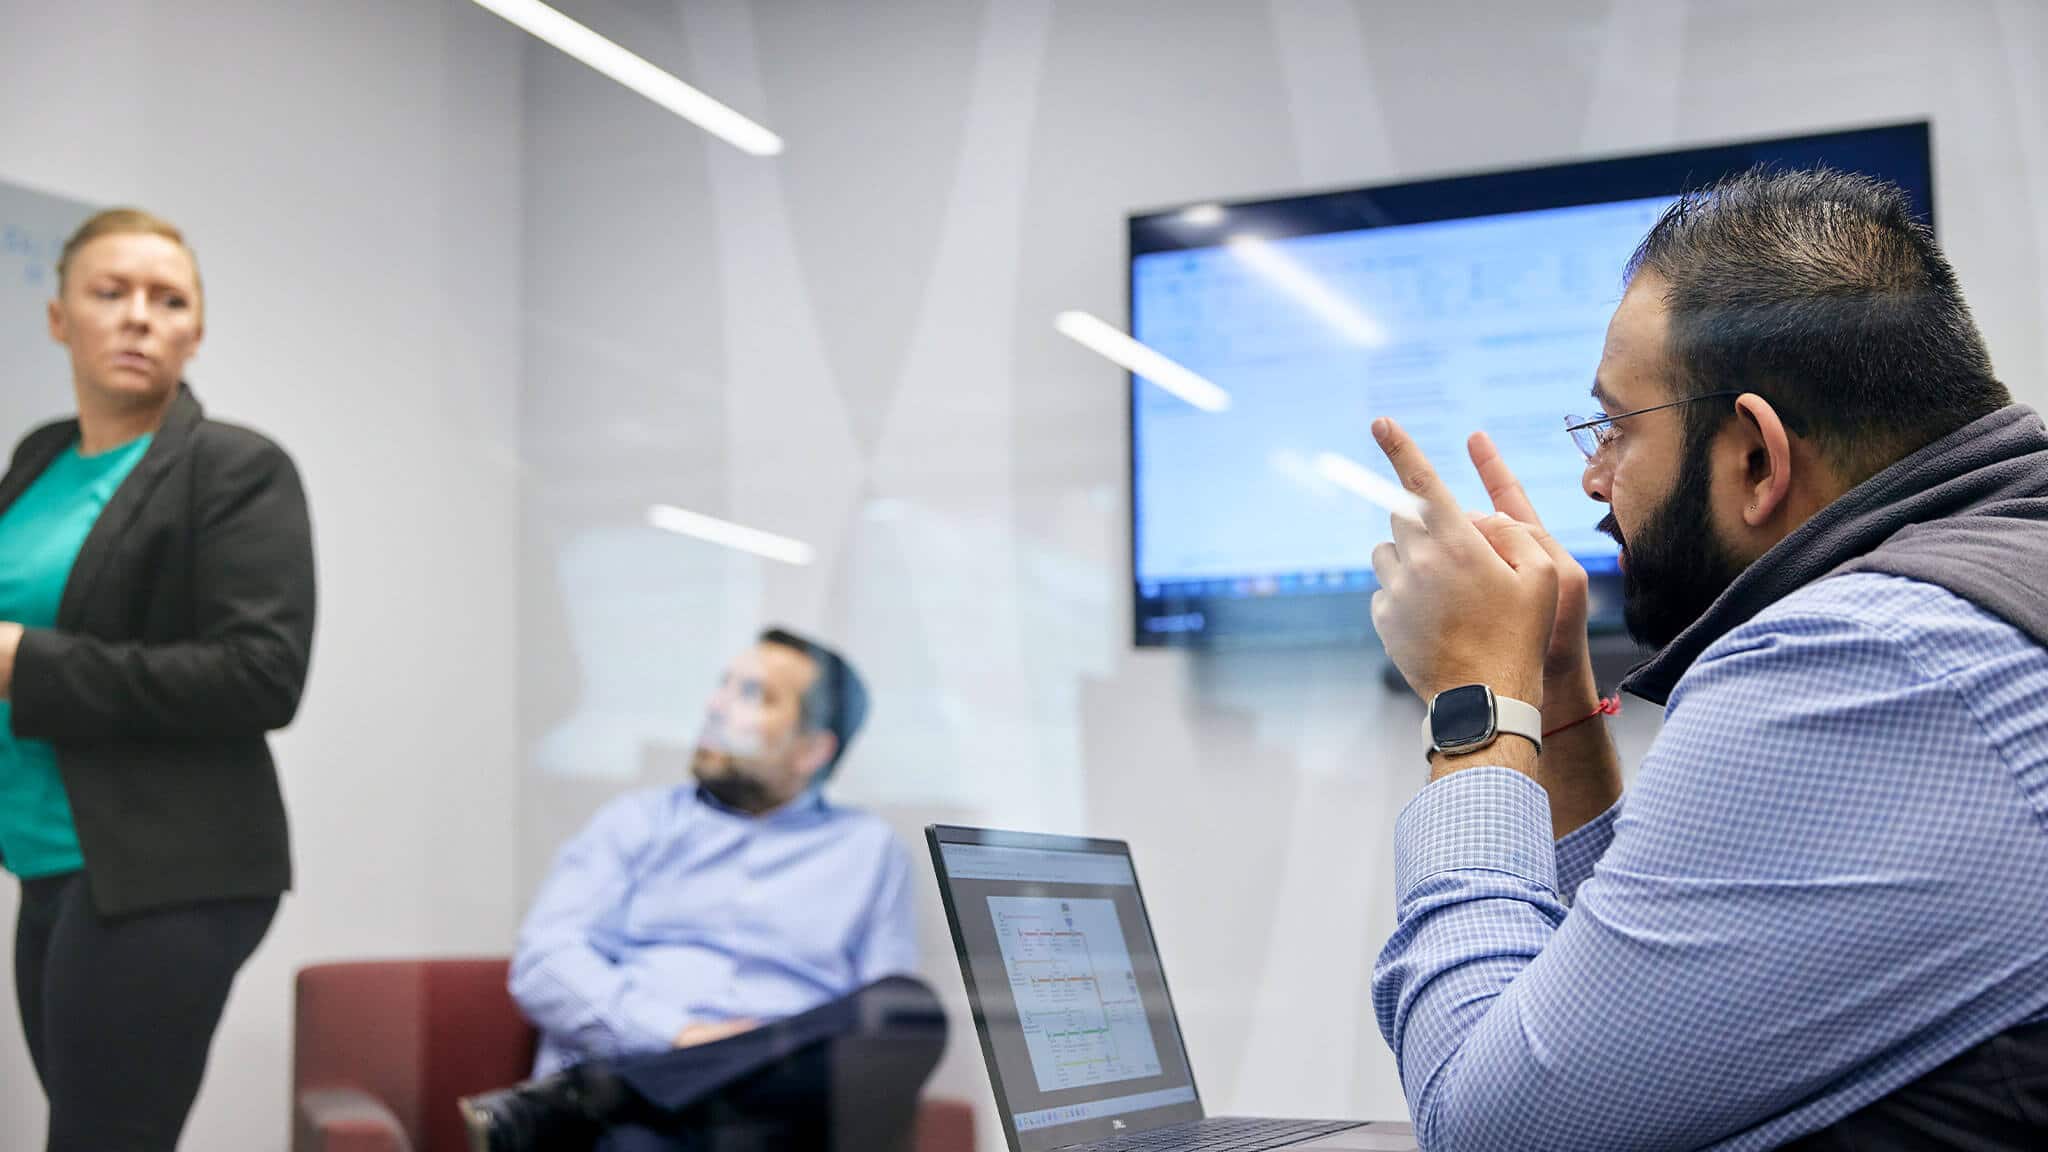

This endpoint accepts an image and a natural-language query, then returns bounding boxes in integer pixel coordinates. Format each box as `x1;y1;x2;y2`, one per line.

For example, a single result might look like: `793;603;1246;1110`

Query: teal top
0;433;152;877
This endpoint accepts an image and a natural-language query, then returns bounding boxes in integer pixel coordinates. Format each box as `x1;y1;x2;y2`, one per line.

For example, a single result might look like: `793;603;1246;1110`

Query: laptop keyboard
1084;1117;1359;1152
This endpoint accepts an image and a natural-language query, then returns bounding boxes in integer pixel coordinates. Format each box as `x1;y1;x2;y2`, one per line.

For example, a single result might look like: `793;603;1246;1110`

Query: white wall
513;4;2048;1151
0;2;526;1148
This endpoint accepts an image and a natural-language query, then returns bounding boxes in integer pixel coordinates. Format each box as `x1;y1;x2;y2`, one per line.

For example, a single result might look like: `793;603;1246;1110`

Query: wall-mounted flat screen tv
1127;121;1934;649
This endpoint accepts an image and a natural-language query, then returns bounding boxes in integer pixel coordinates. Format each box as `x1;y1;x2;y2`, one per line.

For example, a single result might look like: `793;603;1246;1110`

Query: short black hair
1625;165;2009;479
759;627;868;778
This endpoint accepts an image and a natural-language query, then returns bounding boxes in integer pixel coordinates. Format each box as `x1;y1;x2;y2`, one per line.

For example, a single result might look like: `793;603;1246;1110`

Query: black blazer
0;384;314;915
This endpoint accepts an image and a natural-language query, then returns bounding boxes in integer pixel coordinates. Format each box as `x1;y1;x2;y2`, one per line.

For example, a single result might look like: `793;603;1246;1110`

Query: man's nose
1582;455;1612;505
706;685;736;718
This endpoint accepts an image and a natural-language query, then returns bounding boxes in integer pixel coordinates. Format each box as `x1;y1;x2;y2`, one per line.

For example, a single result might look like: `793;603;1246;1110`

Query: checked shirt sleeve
1371;603;2048;1151
1553;797;1619;905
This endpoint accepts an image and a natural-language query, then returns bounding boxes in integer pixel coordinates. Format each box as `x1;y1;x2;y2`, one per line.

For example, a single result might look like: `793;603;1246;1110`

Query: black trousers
11;870;276;1152
1781;1016;2048;1150
574;975;949;1152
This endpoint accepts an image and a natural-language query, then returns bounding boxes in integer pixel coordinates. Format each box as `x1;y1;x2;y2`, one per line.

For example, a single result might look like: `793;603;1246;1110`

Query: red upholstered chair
293;958;975;1152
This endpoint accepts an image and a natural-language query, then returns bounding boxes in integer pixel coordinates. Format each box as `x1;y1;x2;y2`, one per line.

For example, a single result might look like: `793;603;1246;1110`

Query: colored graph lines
989;896;1163;1092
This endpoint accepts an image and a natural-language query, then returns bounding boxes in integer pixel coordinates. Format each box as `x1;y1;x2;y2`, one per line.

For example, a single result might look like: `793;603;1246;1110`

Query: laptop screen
930;829;1205;1151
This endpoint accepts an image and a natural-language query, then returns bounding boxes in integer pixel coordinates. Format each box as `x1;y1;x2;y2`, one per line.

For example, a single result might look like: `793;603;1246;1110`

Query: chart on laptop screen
989;895;1163;1092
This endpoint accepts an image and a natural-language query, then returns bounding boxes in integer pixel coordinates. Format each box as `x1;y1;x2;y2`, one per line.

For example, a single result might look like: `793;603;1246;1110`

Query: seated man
464;628;943;1152
1367;168;2048;1149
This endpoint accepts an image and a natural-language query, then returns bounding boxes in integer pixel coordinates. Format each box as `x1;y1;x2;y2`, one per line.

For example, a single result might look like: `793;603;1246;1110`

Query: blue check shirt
512;786;920;1076
1374;573;2048;1150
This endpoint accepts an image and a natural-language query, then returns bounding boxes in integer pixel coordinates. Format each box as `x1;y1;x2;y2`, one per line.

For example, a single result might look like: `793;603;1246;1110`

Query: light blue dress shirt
1374;573;2048;1150
512;785;920;1077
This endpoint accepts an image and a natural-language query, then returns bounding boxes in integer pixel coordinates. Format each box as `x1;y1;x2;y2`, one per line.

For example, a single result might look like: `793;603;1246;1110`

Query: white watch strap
1419;692;1544;754
1493;695;1543;752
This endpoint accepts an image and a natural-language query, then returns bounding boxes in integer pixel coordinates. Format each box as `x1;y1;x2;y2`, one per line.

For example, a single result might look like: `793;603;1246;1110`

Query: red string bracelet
1544;695;1620;738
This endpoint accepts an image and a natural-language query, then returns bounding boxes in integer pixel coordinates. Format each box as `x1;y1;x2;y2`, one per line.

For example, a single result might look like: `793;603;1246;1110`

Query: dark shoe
458;1072;605;1152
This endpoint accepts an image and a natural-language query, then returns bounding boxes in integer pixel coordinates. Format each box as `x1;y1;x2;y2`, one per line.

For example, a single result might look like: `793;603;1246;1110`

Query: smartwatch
1422;684;1543;757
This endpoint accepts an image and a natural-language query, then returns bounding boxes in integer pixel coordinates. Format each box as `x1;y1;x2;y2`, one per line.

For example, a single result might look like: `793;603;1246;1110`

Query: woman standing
0;208;315;1150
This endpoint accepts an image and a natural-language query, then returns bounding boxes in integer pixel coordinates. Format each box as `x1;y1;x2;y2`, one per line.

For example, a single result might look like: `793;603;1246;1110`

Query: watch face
1431;685;1497;752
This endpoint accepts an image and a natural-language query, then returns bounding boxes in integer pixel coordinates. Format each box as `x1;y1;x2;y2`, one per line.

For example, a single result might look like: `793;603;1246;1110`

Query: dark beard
1603;436;1748;650
692;749;780;814
696;769;779;815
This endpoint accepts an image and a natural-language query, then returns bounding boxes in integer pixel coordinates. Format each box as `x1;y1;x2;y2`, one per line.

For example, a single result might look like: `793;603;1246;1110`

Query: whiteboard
0;180;96;445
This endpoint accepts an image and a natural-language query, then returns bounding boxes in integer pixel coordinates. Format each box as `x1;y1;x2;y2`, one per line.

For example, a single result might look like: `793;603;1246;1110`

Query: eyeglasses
1565;390;1742;461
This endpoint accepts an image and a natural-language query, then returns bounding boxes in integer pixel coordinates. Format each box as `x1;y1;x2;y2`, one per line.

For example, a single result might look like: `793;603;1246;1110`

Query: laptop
927;825;1416;1152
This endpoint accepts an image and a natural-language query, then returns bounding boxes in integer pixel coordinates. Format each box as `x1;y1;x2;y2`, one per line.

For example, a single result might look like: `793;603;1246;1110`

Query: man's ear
1731;392;1794;528
47;296;67;344
793;730;839;786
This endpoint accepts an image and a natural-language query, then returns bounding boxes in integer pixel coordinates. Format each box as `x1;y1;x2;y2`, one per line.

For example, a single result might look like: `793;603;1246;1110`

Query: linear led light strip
1314;452;1424;520
1053;311;1231;413
467;0;783;156
647;504;815;566
1226;235;1387;347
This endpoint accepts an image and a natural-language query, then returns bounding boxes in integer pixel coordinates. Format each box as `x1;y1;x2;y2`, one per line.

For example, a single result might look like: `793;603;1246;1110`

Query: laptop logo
1113;1121;1127;1131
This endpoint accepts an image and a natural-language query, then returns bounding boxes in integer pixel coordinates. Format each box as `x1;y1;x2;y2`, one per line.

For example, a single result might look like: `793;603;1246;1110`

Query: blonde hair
57;207;204;305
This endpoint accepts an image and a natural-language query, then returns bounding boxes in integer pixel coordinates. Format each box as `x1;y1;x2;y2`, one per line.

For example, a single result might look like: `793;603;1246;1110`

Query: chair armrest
295;1088;414;1152
917;1097;977;1152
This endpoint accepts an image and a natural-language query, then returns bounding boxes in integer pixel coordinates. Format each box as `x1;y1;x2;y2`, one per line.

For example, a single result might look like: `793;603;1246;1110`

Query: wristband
1543;695;1620;739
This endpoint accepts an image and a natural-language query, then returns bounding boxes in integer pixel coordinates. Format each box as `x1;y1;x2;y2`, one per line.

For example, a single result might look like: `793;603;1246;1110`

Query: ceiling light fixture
647;504;815;565
1313;452;1423;520
467;0;783;156
1054;310;1231;413
1227;234;1388;346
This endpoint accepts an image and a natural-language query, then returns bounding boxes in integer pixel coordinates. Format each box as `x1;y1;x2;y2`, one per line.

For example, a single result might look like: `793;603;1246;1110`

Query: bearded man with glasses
1366;167;2048;1151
